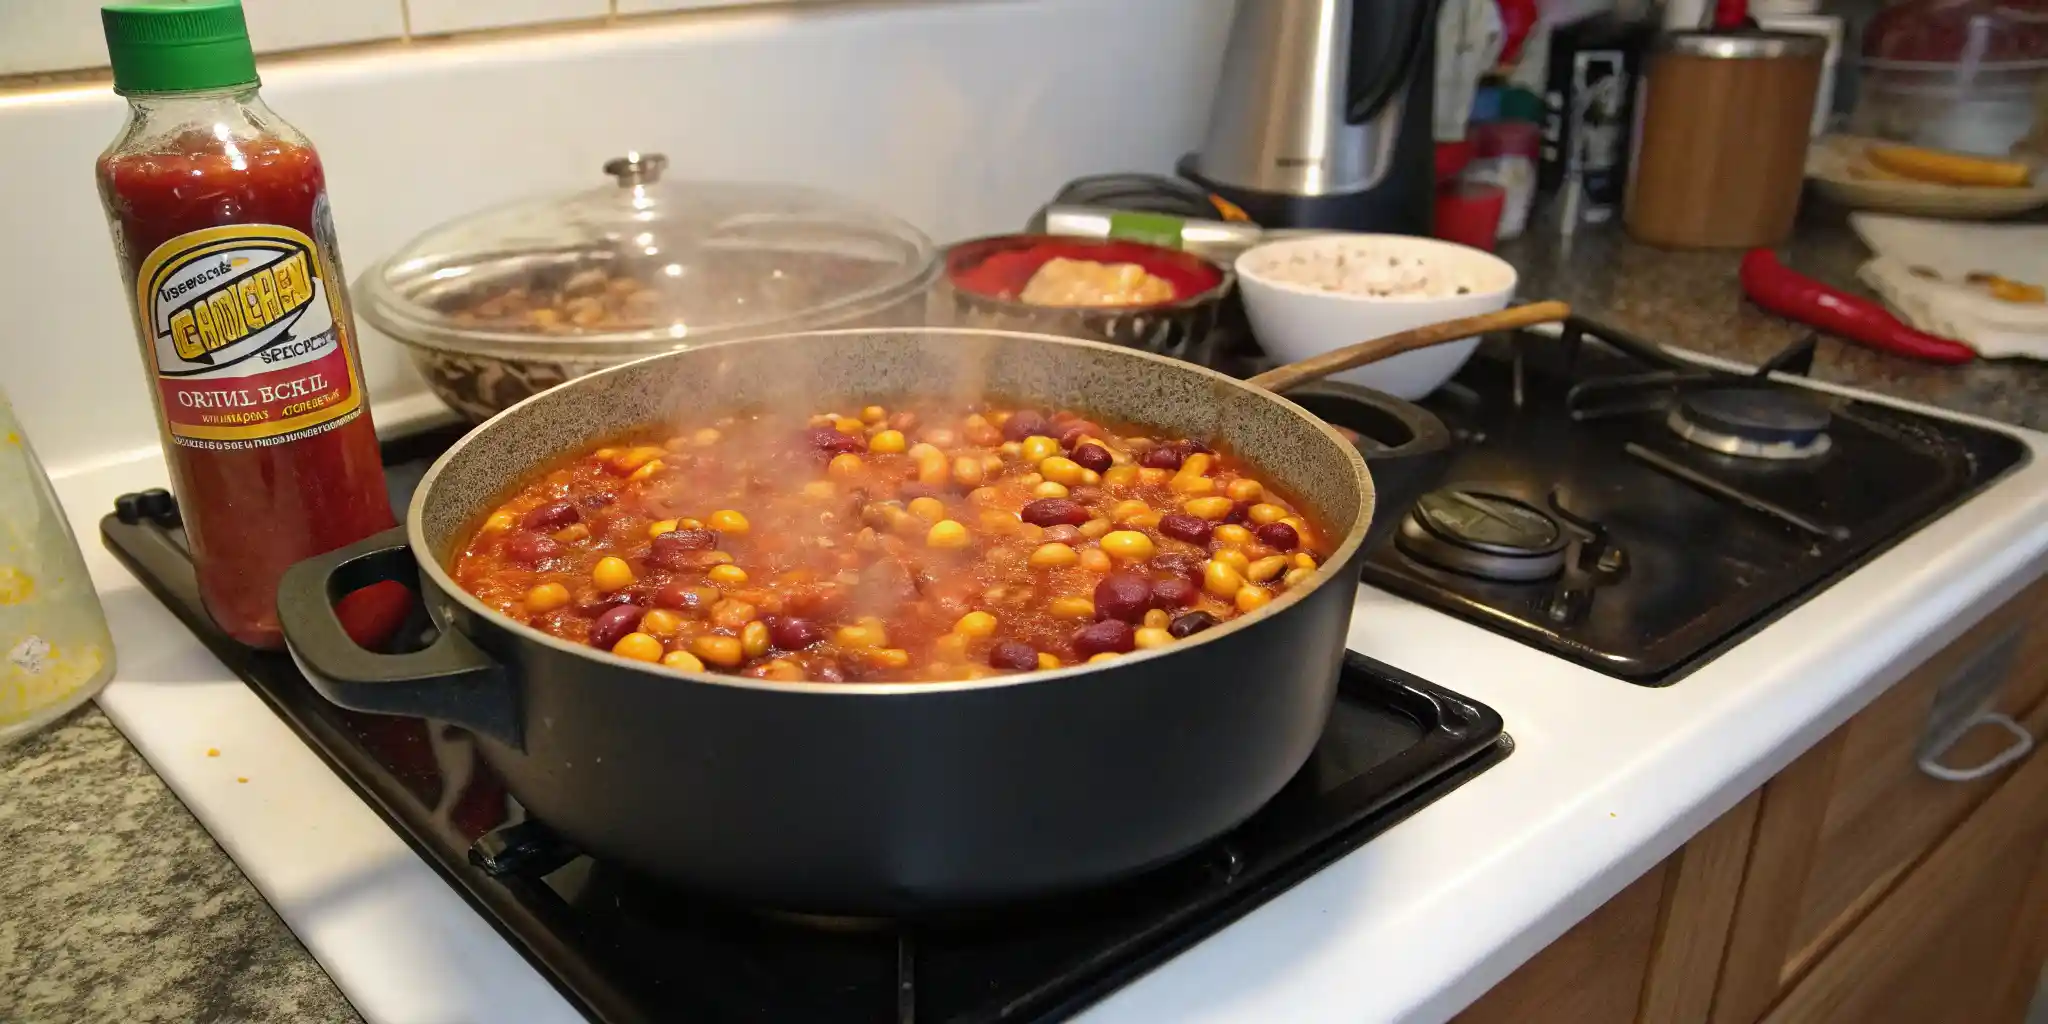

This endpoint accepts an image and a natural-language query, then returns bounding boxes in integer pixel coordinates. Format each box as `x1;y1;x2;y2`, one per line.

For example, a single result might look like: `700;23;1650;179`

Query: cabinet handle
1917;712;2035;782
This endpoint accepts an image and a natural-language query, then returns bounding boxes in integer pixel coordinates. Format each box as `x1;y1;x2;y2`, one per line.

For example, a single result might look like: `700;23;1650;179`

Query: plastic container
356;153;939;420
1852;0;2048;156
0;391;115;745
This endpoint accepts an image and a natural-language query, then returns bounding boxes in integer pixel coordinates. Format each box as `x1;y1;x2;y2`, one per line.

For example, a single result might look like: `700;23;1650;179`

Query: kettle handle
1348;0;1443;125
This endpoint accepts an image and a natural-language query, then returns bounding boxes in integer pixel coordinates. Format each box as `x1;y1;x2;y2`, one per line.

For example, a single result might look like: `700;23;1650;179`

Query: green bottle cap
101;1;259;95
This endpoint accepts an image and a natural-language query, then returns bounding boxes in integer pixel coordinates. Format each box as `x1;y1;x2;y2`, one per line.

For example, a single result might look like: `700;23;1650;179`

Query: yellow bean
1033;480;1071;499
692;427;722;447
1281;516;1309;535
953;611;998;637
1213;523;1253;548
1248;555;1289;583
1215;549;1251;574
647;518;680;539
916;450;950;487
927;519;971;549
860;405;888;424
524;582;570;613
1203;559;1244;598
677;517;704;530
614;446;665;472
741;620;771;659
1100;530;1156;561
707;564;749;586
1292;551;1317;569
1088;652;1121;663
551;523;591;543
1103;465;1140;488
1080;469;1102;486
953;456;986;487
1142;608;1171;629
1040;456;1086;486
1134;627;1174;650
870;429;907;454
999;441;1024;458
640;609;683;636
708;509;750;534
1184;496;1235;520
1126;511;1161;530
1110;499;1152;524
1021;436;1061;463
802;480;837;500
868;648;913;670
1078;518;1113;539
1225;478;1264;502
703;550;735;565
920;427;958;448
483;511;517;532
1138;467;1172;487
627;459;664;482
1178;453;1213;478
661;650;706;672
692;634;745;668
612;633;665;662
962;414;1001;445
591;556;635;592
1036;652;1062;670
1050;596;1096;619
828;453;864;479
834;623;888;649
933;634;969;662
1235;585;1273;613
1170;474;1216;496
1030;542;1079;568
1077;548;1113;574
758;659;804;681
907;496;947;521
833;416;865;435
1283;567;1315;587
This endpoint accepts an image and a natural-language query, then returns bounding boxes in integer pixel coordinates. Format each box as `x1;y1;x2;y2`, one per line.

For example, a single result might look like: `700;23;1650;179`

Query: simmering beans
452;404;1330;682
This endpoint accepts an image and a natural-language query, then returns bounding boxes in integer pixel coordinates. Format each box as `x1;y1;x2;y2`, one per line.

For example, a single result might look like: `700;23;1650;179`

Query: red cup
1433;182;1507;251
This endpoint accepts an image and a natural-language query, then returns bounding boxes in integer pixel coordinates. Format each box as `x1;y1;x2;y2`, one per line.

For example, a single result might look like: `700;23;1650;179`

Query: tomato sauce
99;130;394;648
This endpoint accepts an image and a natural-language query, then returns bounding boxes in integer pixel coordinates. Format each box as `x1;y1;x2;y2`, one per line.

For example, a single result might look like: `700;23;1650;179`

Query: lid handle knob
603;152;668;187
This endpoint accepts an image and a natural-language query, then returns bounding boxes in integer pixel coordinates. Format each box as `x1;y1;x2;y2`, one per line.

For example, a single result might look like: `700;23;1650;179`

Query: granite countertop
3;215;2044;1024
1500;213;2048;432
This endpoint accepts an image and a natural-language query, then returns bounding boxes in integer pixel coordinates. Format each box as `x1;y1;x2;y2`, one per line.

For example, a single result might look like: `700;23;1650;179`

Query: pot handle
278;527;522;748
1279;381;1453;551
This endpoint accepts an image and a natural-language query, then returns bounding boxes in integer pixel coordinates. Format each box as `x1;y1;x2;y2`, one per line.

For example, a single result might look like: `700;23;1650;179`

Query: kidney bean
1151;576;1198;609
1041;524;1083;544
503;531;561;566
1168;610;1219;638
1223;500;1254;526
1255;522;1301;551
1176;438;1215;457
588;604;646;651
1156;513;1213;546
1072;619;1136;657
806;425;866;455
1149;550;1206;579
1071;443;1113;473
520;501;579;532
652;580;709;611
1138;446;1184;470
988;640;1040;671
1057;422;1100;449
1094;571;1153;623
1003;409;1050;441
811;661;849;683
768;616;824;650
1020;497;1090;527
650;527;718;563
576;491;617;510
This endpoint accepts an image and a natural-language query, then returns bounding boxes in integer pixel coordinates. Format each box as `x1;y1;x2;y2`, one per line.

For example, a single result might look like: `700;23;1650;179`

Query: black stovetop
100;427;1510;1024
1357;319;2029;684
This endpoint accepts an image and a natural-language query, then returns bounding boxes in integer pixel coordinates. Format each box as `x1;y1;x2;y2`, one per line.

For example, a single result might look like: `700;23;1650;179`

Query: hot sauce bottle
96;1;394;649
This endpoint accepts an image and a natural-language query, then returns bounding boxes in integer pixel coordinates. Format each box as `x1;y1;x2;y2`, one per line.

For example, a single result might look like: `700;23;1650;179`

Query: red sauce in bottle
99;125;394;648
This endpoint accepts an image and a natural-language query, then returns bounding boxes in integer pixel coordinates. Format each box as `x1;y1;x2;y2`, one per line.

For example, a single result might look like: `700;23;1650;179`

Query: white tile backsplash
617;0;782;14
0;1;107;76
406;0;610;36
243;0;406;54
0;0;1232;472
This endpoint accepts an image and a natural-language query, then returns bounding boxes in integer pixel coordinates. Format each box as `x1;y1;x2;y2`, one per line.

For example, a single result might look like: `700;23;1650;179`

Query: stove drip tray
1397;490;1568;581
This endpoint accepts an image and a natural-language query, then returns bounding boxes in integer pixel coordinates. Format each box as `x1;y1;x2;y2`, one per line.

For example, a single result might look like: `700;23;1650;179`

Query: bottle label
132;219;363;450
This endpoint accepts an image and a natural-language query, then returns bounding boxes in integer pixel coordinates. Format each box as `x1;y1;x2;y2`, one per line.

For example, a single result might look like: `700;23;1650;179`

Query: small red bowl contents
946;236;1226;308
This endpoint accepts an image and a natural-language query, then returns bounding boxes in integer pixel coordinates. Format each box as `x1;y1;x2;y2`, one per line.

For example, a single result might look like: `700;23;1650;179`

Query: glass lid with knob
356;152;938;358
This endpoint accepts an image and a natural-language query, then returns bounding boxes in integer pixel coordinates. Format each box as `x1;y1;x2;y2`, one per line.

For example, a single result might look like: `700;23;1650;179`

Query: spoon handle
1246;300;1572;394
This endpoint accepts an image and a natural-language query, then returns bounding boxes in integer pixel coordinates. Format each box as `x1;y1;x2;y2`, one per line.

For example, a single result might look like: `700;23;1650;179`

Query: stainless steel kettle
1180;0;1441;234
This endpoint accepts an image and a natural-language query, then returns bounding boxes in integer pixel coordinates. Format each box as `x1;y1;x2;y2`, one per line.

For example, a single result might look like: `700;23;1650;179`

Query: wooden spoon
1245;300;1572;394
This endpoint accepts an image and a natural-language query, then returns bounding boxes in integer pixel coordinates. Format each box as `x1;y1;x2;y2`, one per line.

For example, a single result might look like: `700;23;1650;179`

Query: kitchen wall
0;0;1237;473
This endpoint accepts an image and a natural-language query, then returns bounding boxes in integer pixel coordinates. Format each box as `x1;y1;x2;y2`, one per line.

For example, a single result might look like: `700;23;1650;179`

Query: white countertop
55;382;2048;1024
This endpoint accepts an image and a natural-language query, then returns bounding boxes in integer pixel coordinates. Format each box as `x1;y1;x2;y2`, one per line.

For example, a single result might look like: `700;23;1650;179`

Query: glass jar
0;391;116;745
1853;0;2048;155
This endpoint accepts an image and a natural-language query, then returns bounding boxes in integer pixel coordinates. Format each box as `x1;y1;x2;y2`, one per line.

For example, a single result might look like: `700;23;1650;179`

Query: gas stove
1356;318;2028;683
99;426;1510;1024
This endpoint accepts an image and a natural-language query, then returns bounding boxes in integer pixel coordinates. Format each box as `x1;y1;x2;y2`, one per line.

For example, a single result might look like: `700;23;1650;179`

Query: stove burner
1667;388;1833;460
1397;490;1568;581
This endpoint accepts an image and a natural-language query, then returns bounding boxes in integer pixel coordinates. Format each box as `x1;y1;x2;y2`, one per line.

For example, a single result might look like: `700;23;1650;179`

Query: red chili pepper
1739;249;1975;365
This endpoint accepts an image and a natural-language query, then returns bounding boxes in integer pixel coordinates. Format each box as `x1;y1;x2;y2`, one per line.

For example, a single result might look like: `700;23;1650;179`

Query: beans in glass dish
451;405;1328;682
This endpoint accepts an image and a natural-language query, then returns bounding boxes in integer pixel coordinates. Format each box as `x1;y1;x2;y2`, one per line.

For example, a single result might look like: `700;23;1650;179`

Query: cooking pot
276;317;1544;915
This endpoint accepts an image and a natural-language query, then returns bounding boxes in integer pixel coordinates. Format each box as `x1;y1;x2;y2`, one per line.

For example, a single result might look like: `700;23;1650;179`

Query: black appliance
1180;0;1443;234
100;426;1511;1024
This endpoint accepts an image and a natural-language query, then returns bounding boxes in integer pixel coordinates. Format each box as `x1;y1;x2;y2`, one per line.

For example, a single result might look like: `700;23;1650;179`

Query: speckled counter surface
1500;214;2048;431
0;706;360;1024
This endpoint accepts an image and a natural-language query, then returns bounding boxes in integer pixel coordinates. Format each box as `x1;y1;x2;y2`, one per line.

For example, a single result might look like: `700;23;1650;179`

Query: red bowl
942;234;1234;365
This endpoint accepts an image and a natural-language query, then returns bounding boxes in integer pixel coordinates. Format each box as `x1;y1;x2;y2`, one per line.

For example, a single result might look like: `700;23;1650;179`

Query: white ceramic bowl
1235;234;1518;399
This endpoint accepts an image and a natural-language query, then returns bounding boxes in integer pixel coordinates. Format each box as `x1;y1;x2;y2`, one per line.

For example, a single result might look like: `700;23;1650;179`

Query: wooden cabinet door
1454;864;1671;1024
1759;736;2048;1024
1712;575;2048;1024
